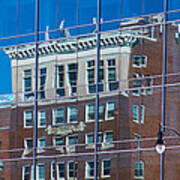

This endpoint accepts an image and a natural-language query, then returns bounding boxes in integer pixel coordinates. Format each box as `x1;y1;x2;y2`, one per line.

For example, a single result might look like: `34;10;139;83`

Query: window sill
24;126;33;128
134;176;144;179
101;143;114;150
85;144;95;149
102;175;111;179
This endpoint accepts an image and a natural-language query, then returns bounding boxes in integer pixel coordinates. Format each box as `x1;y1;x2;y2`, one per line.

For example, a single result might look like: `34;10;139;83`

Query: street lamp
155;124;180;154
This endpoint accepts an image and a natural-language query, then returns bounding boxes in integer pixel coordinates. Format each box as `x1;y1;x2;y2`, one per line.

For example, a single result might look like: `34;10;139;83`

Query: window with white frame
39;67;47;99
104;131;113;145
67;106;77;123
133;105;145;124
134;161;144;178
37;163;45;180
56;65;65;96
132;55;147;68
67;63;78;95
67;135;78;145
51;162;56;180
132;105;139;123
52;108;64;125
99;103;105;120
38;110;46;127
102;160;111;177
24;138;33;149
132;73;142;96
106;101;115;120
22;165;31;180
86;133;94;144
86;60;95;93
98;60;104;92
24;69;34;100
57;162;65;179
146;76;153;94
140;105;145;123
85;161;94;178
86;133;103;145
107;59;118;91
86;103;95;122
53;136;63;146
68;161;78;178
24;110;33;127
134;133;141;148
38;137;46;148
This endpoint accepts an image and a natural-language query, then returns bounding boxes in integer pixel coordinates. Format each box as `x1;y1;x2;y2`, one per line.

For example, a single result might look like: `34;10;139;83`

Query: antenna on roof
45;26;50;41
59;20;71;38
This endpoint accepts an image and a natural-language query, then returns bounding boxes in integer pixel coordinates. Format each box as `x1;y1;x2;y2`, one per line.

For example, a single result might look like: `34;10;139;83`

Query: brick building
1;14;180;180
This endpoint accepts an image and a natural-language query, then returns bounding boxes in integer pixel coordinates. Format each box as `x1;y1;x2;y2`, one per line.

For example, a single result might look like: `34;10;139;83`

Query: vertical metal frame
160;0;168;180
94;0;101;179
33;0;39;179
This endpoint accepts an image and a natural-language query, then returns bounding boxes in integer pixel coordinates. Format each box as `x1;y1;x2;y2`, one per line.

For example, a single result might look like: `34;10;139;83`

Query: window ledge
85;144;95;149
101;143;114;150
102;175;111;179
134;176;144;179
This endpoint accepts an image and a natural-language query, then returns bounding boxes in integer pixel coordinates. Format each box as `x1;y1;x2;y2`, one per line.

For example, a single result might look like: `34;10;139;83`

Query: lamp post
155;124;180;154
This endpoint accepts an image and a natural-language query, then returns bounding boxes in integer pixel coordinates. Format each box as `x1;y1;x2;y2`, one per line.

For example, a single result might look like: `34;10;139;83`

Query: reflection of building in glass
1;14;180;179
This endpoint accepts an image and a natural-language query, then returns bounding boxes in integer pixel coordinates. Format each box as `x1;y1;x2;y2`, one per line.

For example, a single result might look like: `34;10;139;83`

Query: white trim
24;138;33;149
38;110;46;128
67;106;78;123
132;105;139;123
24;110;33;128
101;159;111;178
52;108;65;126
105;101;115;120
22;165;31;180
56;162;65;180
140;105;145;124
85;161;94;179
85;103;95;122
37;163;45;180
51;161;55;180
67;161;78;179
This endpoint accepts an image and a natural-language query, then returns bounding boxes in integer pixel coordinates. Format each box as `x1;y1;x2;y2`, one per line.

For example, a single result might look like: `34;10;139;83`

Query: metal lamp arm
163;125;180;137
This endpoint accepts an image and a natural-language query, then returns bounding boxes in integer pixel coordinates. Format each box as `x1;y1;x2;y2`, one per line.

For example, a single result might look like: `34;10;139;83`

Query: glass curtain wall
1;0;180;180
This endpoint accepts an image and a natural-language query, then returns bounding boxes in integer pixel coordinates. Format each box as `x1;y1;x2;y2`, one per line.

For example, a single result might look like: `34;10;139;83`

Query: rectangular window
51;162;56;180
57;162;65;179
140;105;145;123
86;133;103;144
86;103;95;122
146;76;153;94
22;165;31;180
134;161;144;178
106;102;115;120
134;133;141;148
38;110;46;127
102;160;111;177
86;133;94;144
87;60;95;93
107;59;118;91
24;110;33;127
104;132;113;144
53;136;63;146
132;105;139;123
132;73;142;96
67;106;77;123
38;164;45;180
86;161;94;178
67;63;78;95
68;162;78;178
24;69;34;100
99;103;105;120
132;55;147;67
24;138;33;149
38;137;46;148
52;108;64;125
39;68;46;99
56;65;65;96
67;135;78;145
